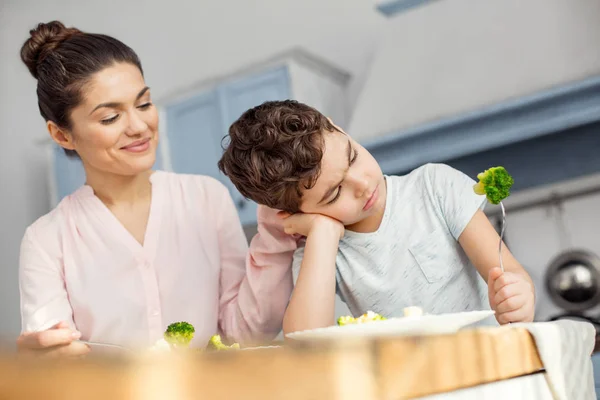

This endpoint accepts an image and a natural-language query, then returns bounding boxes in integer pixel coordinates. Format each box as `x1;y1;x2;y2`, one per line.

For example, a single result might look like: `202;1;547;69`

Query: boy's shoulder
388;163;472;193
398;163;461;180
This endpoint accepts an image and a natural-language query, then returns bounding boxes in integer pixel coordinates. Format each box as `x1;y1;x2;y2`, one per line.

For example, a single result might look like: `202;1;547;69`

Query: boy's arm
281;214;344;335
424;163;535;324
458;210;535;323
459;210;532;284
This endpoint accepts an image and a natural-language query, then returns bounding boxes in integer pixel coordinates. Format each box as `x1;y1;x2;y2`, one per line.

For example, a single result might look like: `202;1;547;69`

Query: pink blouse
19;171;298;348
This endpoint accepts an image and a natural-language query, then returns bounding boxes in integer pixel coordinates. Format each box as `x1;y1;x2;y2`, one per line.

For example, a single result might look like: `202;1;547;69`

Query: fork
498;201;506;273
79;340;135;354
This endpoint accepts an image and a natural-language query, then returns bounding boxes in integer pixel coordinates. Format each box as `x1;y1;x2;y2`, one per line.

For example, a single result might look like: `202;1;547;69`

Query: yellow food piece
337;310;386;326
403;306;423;317
208;334;240;351
473;181;486;195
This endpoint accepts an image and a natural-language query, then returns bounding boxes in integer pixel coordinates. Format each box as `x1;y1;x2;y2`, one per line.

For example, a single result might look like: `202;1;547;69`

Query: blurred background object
1;0;600;346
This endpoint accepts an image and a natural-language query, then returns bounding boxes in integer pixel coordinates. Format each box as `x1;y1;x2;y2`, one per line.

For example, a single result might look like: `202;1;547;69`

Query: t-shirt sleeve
423;163;487;240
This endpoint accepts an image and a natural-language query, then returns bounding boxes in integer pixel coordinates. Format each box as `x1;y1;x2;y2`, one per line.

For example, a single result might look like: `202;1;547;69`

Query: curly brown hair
218;100;338;213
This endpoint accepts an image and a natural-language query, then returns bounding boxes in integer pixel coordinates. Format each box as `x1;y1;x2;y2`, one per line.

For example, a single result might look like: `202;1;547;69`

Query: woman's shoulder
22;190;82;250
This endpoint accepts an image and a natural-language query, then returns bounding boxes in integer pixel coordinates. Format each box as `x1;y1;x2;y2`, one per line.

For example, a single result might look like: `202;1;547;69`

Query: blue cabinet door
165;91;224;179
217;67;291;225
52;146;86;203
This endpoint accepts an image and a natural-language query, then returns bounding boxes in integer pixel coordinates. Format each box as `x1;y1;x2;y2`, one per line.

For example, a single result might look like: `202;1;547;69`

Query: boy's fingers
494;272;520;293
493;282;520;306
495;293;526;314
488;267;503;285
497;308;527;325
276;211;291;219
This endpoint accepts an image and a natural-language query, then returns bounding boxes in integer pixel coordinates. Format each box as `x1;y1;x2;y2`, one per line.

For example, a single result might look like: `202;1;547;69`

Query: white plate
285;310;495;341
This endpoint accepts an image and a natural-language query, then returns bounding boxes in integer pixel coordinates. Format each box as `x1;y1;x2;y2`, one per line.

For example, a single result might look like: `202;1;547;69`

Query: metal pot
546;249;600;312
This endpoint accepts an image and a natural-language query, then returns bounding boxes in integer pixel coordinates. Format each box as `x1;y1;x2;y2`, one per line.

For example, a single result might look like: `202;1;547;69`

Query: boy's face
299;128;386;230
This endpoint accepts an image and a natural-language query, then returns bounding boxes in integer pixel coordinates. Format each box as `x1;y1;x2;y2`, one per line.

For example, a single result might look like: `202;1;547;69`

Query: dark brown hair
20;21;143;157
218;100;338;213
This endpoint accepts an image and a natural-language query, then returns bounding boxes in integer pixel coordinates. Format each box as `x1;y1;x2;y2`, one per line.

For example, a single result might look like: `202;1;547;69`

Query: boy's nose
353;178;370;198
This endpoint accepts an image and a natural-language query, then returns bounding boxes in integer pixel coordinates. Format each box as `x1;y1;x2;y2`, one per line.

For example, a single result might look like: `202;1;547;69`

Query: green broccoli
164;321;195;348
207;334;240;351
473;166;514;205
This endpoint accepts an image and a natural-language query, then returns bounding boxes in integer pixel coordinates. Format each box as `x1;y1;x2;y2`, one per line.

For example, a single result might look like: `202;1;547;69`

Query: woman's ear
47;121;76;151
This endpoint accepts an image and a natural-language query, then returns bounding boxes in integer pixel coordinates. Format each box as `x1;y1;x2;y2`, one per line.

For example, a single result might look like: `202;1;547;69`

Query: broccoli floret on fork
473;166;514;272
473;167;514;205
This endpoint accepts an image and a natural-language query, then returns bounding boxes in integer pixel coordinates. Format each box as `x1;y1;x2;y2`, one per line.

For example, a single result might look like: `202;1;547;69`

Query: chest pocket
408;229;463;283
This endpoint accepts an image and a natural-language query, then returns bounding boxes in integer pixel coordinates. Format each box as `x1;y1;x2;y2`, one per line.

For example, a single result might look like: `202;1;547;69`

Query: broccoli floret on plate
207;334;240;351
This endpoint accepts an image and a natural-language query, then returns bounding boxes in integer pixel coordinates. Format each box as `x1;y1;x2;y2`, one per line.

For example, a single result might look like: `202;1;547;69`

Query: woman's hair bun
20;20;81;79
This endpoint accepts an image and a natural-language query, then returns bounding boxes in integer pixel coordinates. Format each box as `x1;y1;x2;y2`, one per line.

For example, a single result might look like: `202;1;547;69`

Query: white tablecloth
421;320;597;400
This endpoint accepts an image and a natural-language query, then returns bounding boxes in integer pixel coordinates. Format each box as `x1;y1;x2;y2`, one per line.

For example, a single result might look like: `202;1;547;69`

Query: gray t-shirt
292;163;490;318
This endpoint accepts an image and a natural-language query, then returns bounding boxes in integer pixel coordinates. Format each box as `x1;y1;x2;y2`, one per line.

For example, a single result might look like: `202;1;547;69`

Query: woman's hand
16;321;91;358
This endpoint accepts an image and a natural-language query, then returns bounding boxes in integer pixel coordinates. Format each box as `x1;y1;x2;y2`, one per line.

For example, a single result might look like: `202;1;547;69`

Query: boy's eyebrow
89;86;150;115
318;139;353;204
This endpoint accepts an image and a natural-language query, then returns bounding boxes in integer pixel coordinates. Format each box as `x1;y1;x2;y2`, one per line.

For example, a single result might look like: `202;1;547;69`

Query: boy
219;100;535;334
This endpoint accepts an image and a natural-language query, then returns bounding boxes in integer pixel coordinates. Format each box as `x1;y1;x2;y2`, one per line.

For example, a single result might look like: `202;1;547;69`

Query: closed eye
350;149;358;164
327;186;342;205
101;115;119;125
138;102;153;110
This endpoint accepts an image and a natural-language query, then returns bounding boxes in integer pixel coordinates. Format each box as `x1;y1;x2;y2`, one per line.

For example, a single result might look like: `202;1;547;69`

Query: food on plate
207;334;240;351
149;338;172;353
403;306;423;317
472;166;514;205
163;321;195;348
337;310;387;326
336;307;425;326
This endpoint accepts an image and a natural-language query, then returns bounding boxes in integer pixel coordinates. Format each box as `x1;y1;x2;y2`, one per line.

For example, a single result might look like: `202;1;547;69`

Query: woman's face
55;62;159;177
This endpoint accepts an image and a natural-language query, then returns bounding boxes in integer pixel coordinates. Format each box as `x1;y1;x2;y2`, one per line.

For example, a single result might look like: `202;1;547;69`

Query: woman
16;21;295;356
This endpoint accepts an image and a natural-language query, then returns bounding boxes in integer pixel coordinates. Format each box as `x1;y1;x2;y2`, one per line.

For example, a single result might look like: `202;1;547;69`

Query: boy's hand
278;212;344;239
487;267;535;324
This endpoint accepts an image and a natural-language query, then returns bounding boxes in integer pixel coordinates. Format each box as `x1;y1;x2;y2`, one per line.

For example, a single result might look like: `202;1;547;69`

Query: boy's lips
363;184;379;211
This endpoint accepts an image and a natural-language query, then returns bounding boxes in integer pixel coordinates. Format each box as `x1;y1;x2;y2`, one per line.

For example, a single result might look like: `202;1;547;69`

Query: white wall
349;0;600;141
0;0;384;337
